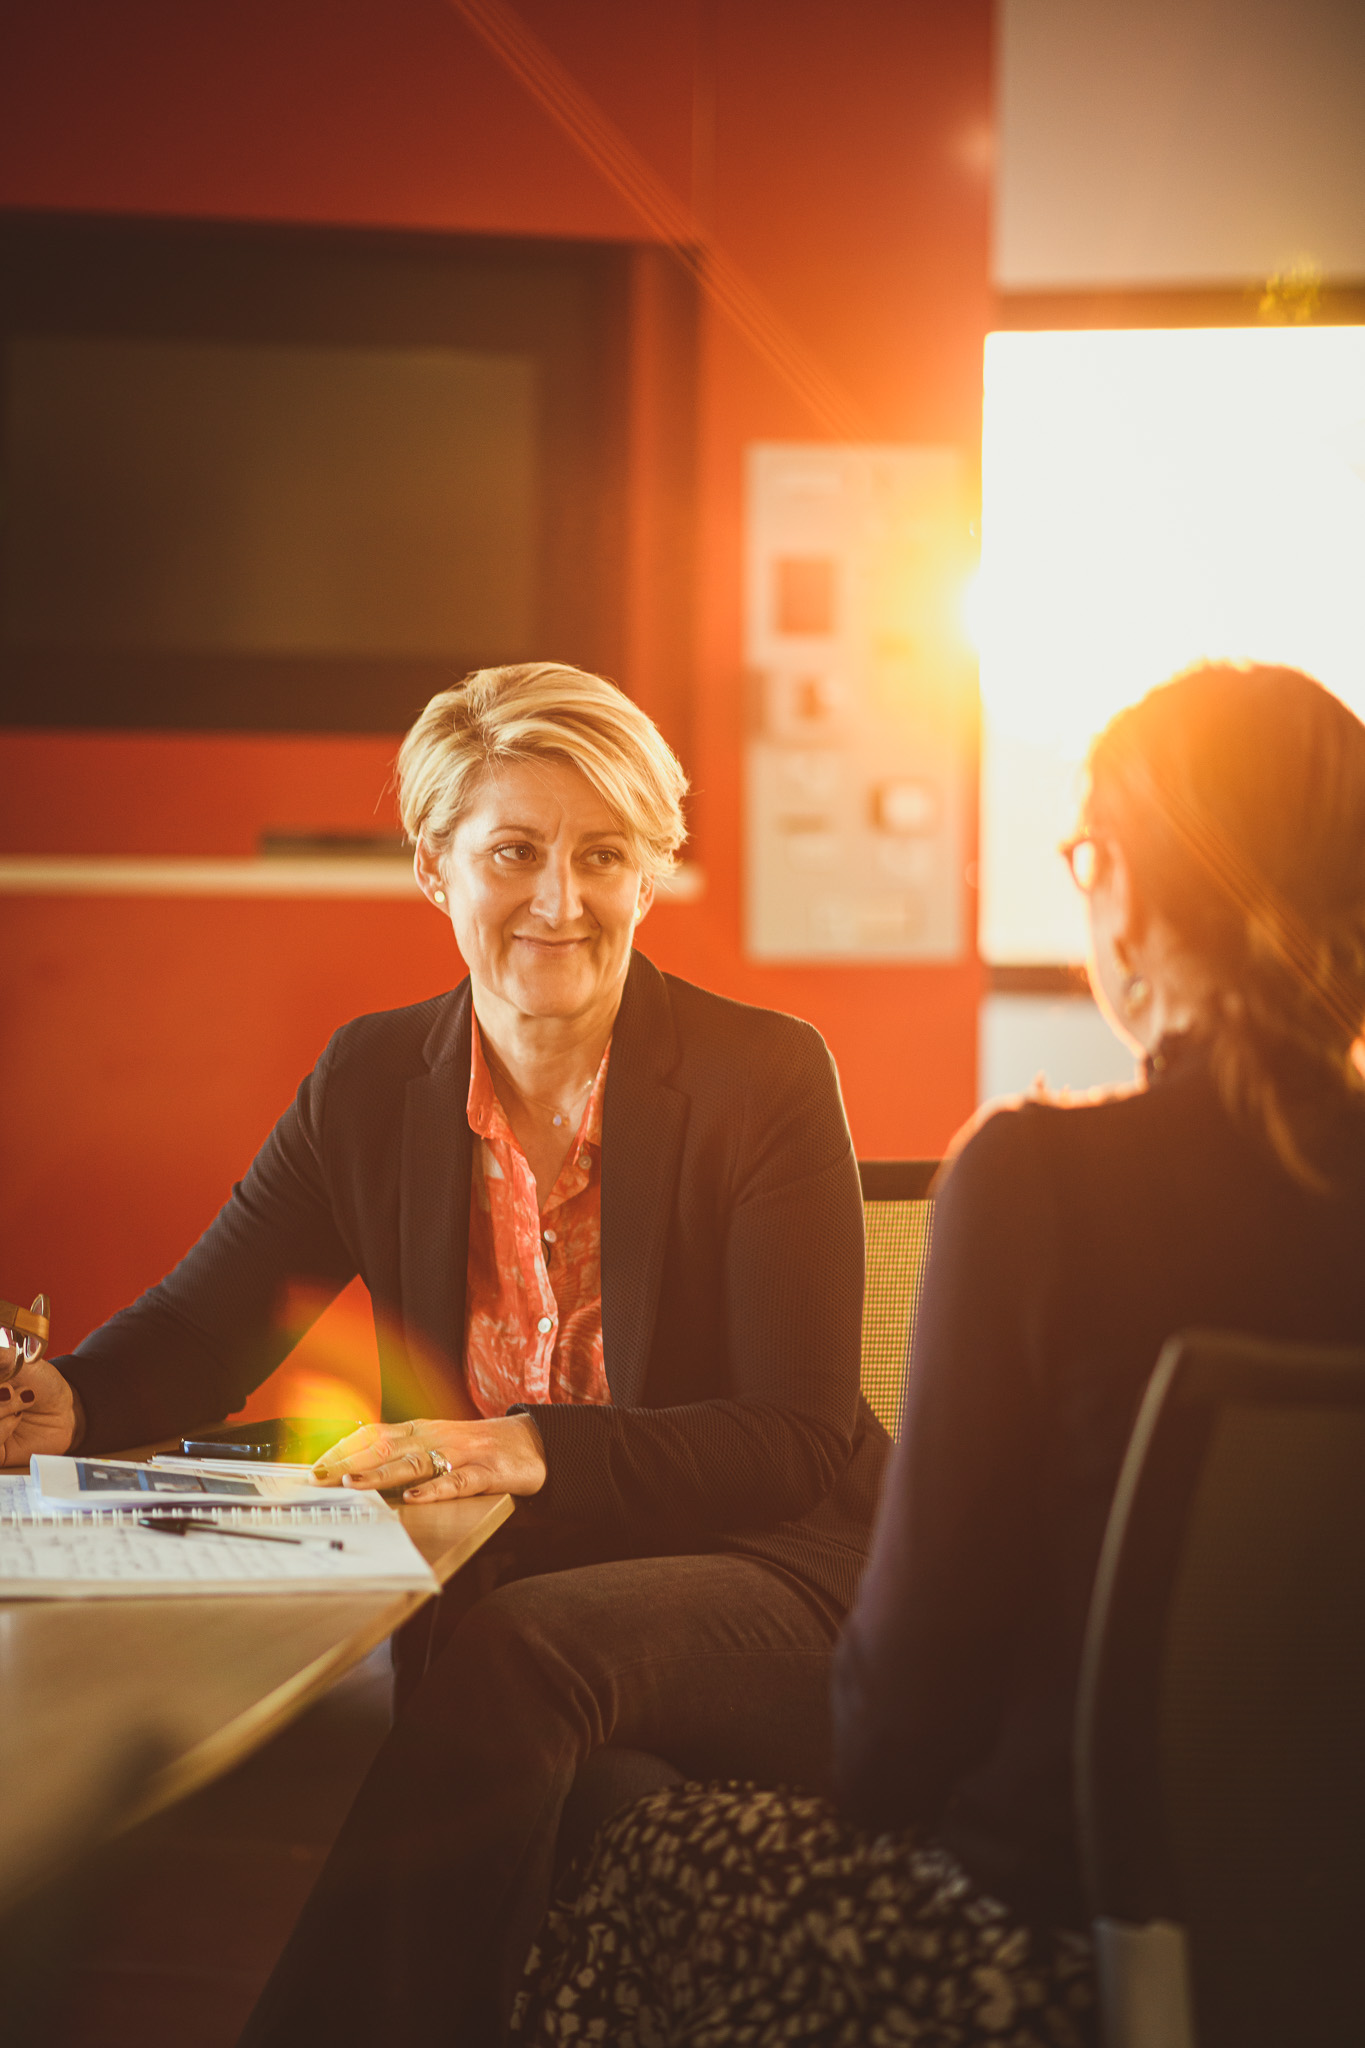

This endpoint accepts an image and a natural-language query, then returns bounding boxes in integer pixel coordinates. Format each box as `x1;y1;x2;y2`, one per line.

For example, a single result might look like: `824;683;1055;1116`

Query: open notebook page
0;1475;437;1598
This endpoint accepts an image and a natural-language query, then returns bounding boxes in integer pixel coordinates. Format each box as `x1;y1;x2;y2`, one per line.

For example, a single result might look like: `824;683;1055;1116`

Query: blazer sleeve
58;1038;359;1452
519;1018;867;1544
830;1104;1052;1830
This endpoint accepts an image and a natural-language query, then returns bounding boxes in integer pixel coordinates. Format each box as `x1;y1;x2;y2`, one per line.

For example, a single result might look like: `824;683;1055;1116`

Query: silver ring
428;1447;453;1481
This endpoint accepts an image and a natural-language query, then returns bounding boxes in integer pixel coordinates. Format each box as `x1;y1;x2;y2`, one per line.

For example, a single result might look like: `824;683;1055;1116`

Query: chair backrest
1076;1328;1365;2048
857;1160;938;1439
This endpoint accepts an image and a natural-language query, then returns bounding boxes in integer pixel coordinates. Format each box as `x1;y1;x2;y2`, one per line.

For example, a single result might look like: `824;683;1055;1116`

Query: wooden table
0;1491;513;1914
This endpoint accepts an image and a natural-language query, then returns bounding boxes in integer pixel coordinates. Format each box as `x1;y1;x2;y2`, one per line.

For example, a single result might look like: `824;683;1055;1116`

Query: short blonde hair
396;663;689;878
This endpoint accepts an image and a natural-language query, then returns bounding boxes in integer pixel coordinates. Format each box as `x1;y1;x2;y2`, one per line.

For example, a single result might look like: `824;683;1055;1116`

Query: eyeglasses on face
1059;833;1101;892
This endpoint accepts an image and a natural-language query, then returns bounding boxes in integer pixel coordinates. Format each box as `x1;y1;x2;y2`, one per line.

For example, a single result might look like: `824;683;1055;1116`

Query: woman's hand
0;1356;77;1467
310;1414;547;1502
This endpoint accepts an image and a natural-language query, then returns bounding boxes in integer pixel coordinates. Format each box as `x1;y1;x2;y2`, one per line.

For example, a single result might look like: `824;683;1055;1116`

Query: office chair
1076;1328;1365;2048
553;1160;940;1879
857;1158;937;1439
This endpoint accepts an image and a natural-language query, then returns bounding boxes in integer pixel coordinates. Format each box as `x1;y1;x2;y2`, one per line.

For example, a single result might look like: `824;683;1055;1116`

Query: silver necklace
545;1081;593;1129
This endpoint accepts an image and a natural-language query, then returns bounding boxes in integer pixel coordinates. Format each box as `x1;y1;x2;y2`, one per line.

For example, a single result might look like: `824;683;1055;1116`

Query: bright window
979;326;1365;963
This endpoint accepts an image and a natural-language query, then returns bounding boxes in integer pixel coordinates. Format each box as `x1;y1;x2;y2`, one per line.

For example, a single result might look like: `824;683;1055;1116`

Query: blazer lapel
392;984;474;1418
600;952;688;1407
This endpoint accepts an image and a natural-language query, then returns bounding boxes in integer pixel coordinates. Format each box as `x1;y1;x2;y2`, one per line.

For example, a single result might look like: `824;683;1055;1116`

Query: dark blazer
833;1041;1365;1928
63;952;886;1612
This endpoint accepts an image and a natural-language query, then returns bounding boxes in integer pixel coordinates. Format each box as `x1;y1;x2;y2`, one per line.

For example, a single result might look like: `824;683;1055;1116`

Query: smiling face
415;755;654;1027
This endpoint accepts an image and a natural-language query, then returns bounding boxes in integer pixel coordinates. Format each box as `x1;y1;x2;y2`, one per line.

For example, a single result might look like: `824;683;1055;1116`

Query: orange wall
0;1;991;1408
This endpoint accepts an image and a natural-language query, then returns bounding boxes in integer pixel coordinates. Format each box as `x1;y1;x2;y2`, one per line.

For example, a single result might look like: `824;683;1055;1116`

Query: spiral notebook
0;1468;438;1599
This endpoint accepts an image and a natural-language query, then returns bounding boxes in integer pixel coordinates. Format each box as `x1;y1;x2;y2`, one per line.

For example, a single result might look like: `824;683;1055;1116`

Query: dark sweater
833;1045;1365;1929
61;952;885;1613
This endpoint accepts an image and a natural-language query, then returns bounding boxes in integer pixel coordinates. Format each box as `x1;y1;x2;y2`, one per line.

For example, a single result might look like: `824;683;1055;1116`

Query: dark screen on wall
6;336;539;661
0;215;631;733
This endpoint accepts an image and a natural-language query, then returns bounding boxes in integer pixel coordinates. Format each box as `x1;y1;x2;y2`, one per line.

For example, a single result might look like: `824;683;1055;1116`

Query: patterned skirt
512;1784;1097;2047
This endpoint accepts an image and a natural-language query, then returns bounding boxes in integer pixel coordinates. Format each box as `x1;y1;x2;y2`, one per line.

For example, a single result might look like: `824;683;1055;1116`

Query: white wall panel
997;0;1365;288
979;993;1138;1105
744;445;974;963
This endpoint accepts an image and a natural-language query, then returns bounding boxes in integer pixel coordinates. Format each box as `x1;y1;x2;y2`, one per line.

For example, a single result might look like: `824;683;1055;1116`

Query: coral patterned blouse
462;1016;613;1418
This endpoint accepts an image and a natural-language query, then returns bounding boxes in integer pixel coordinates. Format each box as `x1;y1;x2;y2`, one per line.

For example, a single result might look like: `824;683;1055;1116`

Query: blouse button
577;1152;589;1168
536;1315;554;1334
542;1229;557;1244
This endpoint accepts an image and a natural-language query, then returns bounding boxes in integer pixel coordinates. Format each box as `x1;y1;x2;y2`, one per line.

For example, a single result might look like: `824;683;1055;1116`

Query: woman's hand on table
0;1356;77;1466
310;1414;547;1502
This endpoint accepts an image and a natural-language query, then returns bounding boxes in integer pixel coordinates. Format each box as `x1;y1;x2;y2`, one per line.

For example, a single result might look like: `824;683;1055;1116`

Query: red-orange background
0;0;991;1418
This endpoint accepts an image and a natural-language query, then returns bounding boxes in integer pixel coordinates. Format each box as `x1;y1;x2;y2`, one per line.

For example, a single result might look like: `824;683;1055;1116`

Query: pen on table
136;1514;345;1552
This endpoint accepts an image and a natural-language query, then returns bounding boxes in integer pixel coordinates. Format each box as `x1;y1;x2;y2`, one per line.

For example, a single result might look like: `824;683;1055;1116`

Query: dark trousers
238;1546;841;2048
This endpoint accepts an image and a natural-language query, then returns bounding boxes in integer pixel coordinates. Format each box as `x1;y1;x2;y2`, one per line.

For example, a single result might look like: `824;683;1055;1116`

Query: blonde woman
7;665;880;2048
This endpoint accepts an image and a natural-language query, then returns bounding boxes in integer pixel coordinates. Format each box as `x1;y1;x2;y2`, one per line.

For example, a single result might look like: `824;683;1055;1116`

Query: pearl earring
434;889;446;905
1120;970;1151;1018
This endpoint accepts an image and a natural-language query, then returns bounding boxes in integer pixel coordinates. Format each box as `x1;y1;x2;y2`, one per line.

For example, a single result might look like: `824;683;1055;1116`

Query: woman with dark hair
512;662;1365;2047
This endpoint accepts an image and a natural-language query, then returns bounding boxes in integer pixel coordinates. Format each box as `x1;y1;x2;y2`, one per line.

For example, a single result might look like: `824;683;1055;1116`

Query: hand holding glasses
0;1294;50;1382
0;1292;75;1465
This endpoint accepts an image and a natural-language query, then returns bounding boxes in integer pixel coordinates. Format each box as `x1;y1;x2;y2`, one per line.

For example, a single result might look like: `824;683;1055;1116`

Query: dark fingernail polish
19;1389;35;1404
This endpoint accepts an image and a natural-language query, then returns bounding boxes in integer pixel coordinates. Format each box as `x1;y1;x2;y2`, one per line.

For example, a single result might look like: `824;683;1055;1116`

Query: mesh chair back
1077;1329;1365;2048
857;1160;937;1439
